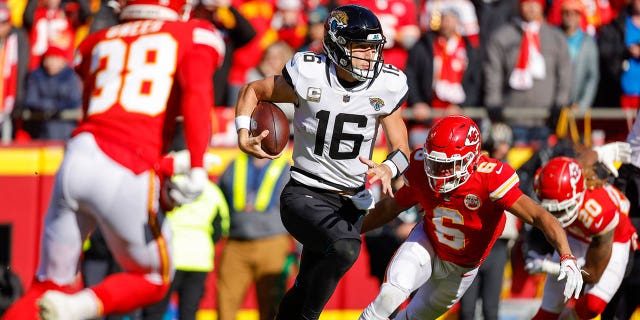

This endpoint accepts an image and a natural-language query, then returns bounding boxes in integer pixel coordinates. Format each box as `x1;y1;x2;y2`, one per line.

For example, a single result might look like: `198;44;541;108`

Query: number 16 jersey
283;51;408;191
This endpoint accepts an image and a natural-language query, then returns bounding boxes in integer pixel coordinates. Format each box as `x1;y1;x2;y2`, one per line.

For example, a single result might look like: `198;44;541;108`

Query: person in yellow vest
142;174;230;320
216;153;294;320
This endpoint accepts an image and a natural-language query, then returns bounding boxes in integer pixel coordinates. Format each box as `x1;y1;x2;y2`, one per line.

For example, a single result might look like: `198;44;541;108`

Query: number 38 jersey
283;51;408;191
73;19;224;174
396;150;523;267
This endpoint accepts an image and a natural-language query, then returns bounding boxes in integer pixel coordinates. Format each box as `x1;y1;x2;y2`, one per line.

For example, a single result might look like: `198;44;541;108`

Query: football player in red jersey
358;115;583;320
528;157;638;320
3;1;224;319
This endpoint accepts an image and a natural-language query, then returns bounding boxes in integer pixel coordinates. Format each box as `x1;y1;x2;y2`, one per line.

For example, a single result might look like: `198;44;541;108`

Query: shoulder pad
377;64;407;93
193;26;225;57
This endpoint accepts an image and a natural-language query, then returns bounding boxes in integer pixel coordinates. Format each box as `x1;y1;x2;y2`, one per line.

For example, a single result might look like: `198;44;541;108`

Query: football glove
593;142;631;177
525;251;560;275
350;189;375;211
168;168;208;205
558;254;583;302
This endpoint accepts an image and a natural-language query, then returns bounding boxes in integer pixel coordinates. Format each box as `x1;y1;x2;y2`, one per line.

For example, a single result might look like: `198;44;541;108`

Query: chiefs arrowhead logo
465;125;480;146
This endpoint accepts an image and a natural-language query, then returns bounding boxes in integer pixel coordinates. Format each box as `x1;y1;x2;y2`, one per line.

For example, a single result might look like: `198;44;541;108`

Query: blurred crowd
0;0;638;146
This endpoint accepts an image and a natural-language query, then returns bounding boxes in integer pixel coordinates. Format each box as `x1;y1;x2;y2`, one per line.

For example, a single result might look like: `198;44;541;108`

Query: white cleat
38;291;80;320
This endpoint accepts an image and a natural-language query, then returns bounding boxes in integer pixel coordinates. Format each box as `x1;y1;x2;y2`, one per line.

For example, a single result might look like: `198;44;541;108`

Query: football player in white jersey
235;4;410;319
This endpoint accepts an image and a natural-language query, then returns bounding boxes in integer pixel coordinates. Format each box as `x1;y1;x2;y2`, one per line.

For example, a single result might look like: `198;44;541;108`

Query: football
250;101;290;156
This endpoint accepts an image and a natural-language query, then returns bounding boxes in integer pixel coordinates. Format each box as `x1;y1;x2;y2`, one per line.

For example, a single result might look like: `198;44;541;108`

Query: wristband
560;254;577;262
235;115;251;132
382;160;398;178
384;150;409;179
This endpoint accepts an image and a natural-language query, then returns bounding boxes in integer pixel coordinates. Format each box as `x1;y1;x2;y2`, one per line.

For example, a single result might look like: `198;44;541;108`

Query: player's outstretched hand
168;168;208;205
359;156;394;197
237;129;279;159
557;254;583;302
593;142;632;177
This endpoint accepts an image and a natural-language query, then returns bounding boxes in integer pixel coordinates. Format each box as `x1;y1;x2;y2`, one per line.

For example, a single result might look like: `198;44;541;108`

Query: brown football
250;101;290;156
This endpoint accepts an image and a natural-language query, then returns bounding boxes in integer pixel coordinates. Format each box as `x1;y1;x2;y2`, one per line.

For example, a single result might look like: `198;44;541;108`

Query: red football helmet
534;156;585;227
120;0;193;21
423;115;482;193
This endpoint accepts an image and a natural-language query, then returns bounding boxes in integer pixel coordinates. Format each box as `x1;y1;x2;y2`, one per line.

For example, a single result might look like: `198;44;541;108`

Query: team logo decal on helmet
369;98;384;111
328;10;349;36
464;194;481;210
465;125;480;146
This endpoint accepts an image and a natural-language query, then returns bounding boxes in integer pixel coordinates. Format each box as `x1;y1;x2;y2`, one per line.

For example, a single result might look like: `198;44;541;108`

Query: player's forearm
535;212;573;257
582;233;614;283
235;83;260;117
361;198;409;234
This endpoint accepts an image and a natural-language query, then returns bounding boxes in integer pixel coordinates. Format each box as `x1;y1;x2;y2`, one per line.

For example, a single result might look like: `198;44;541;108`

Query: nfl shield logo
343;95;350;103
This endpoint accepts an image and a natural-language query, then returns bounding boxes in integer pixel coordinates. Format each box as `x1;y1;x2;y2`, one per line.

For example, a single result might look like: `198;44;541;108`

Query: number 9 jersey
73;19;225;174
284;51;408;191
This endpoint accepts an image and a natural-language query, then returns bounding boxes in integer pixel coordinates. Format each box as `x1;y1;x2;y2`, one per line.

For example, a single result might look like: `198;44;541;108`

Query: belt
290;167;365;196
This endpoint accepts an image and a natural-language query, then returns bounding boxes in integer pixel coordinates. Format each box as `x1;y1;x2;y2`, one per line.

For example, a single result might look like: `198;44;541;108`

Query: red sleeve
395;184;420;208
481;159;523;209
178;29;220;169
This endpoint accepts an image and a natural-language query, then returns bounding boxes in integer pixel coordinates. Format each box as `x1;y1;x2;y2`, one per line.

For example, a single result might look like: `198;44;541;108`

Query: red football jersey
396;150;522;267
566;184;637;244
73;19;224;174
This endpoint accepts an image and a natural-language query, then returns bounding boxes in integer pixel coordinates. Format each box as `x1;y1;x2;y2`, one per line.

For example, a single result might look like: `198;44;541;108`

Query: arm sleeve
395;185;420;208
178;32;220;168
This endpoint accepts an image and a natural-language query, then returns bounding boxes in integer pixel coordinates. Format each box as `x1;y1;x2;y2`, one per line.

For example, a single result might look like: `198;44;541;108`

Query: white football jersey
284;51;408;191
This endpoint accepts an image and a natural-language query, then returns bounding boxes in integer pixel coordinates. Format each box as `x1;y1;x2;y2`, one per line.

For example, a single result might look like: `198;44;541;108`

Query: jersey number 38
88;34;178;116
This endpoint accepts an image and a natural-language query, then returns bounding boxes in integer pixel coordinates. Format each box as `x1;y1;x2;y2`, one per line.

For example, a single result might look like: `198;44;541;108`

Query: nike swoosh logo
496;165;503;175
594;218;603;229
462;273;473;278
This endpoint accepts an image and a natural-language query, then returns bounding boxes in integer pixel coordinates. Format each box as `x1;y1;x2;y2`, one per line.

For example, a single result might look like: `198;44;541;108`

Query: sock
360;284;410;320
2;277;82;320
90;272;169;315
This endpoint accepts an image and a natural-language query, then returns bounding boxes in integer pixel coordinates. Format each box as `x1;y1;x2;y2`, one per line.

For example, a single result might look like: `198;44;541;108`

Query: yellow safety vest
167;177;230;272
232;154;288;212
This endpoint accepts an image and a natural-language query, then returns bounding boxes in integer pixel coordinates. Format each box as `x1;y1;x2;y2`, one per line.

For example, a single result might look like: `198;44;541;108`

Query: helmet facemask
540;191;584;227
329;39;385;81
423;149;476;193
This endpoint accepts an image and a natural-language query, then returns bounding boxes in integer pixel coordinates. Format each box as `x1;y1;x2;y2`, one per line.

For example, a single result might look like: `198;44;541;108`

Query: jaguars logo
328;10;348;34
369;98;385;111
